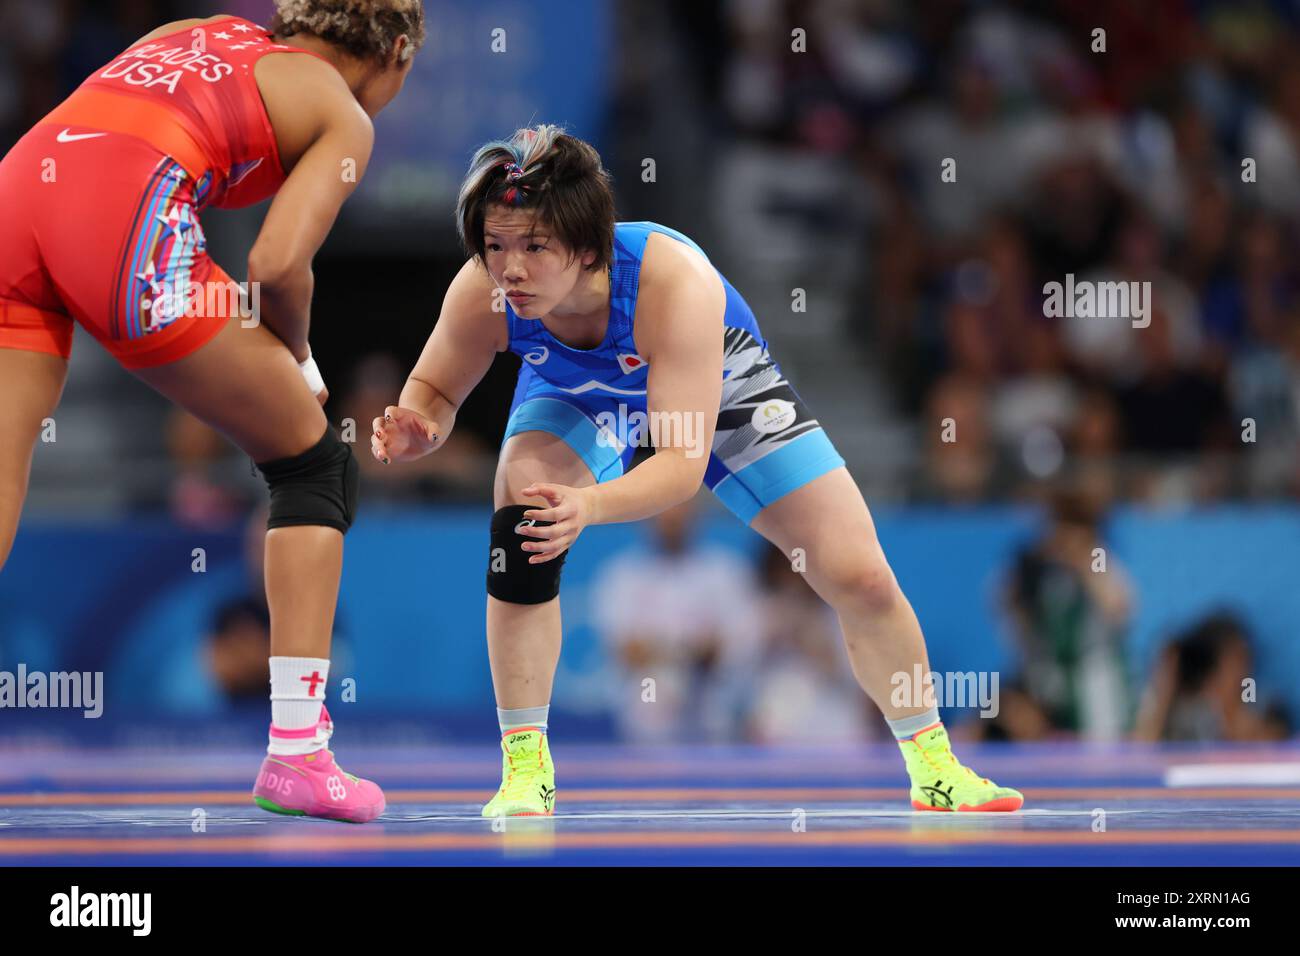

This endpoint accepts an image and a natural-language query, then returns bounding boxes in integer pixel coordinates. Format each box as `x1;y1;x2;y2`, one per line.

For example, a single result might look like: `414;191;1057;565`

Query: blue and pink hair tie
501;161;528;204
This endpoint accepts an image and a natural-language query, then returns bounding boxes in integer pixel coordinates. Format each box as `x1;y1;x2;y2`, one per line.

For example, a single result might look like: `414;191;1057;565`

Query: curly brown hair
269;0;426;65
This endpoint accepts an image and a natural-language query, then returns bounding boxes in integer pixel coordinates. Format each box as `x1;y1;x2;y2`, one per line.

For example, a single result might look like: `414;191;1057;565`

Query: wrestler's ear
389;35;410;71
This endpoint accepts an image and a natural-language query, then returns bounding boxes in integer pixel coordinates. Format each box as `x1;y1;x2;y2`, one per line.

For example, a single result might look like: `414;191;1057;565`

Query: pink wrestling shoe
252;706;386;823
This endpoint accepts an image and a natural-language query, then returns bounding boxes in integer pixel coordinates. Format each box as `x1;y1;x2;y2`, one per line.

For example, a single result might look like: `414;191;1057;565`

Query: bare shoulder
447;257;505;313
634;231;725;357
256;51;365;122
255;53;372;170
639;230;719;293
443;258;509;351
256;45;358;95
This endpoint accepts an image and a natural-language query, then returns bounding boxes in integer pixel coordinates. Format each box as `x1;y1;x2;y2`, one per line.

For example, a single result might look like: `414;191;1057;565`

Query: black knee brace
257;427;359;533
486;504;568;604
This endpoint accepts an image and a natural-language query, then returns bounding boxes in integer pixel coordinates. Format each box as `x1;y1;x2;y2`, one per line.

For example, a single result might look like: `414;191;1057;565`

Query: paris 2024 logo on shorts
751;399;796;435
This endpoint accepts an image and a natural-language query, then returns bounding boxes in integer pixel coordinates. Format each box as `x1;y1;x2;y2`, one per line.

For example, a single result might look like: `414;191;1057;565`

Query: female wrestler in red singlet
0;1;425;823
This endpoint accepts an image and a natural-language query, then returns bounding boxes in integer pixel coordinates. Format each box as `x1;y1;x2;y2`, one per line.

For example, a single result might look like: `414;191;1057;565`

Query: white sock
269;656;329;731
888;706;941;741
498;705;549;734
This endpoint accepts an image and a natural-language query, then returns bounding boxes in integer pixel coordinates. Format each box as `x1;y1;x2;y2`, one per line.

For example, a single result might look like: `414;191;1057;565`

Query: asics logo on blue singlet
523;347;549;365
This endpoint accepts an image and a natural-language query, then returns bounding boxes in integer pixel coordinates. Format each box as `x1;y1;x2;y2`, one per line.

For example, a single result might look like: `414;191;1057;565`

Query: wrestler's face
482;205;596;319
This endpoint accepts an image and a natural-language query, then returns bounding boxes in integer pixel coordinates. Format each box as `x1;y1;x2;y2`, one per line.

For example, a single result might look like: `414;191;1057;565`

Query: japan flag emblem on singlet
616;353;646;374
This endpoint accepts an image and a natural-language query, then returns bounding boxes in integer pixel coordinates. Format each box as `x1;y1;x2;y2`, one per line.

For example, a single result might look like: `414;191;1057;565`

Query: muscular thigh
0;349;68;563
750;466;885;580
0;349;68;475
131;318;327;463
494;430;596;508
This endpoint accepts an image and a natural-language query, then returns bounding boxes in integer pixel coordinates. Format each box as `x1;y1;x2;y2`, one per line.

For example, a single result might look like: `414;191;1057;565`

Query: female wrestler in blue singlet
373;126;1022;816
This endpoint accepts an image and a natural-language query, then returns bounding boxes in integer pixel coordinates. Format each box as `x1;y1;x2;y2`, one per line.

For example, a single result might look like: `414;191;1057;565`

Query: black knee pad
257;427;359;534
487;504;568;604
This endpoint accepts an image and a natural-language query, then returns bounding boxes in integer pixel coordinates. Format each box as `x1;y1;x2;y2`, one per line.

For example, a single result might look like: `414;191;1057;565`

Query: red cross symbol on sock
300;671;325;697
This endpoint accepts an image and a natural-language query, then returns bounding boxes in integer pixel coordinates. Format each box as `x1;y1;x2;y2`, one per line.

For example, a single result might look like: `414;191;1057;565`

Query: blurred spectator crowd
710;0;1300;504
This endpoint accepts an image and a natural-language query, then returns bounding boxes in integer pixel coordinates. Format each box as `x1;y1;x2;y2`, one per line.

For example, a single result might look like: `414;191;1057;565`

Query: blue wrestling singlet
502;221;843;524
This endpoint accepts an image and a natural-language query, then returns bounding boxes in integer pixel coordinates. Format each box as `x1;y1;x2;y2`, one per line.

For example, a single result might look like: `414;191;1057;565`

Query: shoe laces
499;744;544;798
312;714;359;784
918;741;990;787
312;712;335;748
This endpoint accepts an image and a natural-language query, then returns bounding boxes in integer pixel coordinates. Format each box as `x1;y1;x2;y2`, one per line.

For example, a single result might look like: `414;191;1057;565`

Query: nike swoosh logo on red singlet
56;129;108;143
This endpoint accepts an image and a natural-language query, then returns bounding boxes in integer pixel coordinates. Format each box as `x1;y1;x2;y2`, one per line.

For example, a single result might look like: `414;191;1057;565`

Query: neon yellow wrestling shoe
898;722;1023;812
481;726;556;817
